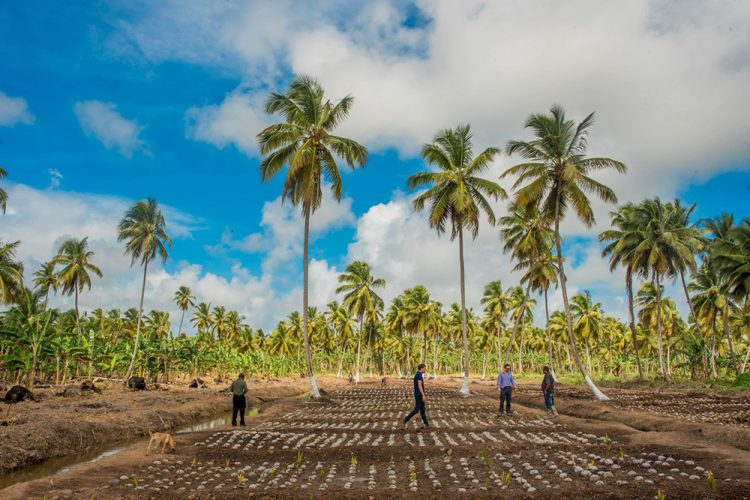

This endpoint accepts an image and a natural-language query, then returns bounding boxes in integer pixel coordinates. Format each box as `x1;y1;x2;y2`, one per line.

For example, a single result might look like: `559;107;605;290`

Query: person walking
541;366;558;416
403;363;428;431
497;363;517;416
231;373;248;426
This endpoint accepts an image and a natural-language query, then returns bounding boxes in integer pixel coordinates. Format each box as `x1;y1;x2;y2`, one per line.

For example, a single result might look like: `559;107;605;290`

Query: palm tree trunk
626;268;643;380
301;207;321;398
545;288;555;378
741;347;750;374
586;342;592;374
496;321;502;374
75;287;81;338
723;305;739;375
680;270;705;339
432;334;439;376
355;314;363;383
654;273;668;379
553;194;608;400
504;280;532;364
125;259;149;382
481;352;487;380
710;316;718;378
458;224;471;396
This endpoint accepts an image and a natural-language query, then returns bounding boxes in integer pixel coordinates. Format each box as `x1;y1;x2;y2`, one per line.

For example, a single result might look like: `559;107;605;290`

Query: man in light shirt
496;364;517;416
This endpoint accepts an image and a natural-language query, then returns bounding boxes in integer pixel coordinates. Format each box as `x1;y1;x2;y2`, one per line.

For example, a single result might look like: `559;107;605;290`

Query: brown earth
1;376;749;499
0;376;339;476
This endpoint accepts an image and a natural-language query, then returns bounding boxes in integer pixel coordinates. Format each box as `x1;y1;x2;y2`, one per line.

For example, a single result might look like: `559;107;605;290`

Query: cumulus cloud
185;91;268;157
3;183;341;331
73;100;148;157
0;91;34;126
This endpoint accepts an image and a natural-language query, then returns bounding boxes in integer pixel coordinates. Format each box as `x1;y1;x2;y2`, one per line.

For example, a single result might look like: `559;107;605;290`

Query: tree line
0;77;748;398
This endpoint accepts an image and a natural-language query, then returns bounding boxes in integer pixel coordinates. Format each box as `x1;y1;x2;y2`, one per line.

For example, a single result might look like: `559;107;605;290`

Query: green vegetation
0;84;748;393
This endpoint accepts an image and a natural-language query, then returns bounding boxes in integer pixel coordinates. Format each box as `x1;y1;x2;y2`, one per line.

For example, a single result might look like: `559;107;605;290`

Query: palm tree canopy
336;261;385;319
117;198;172;266
503;104;626;227
0;240;24;304
408;124;507;240
711;217;750;300
0;167;8;214
257;75;368;212
52;237;103;295
33;261;58;296
174;286;195;312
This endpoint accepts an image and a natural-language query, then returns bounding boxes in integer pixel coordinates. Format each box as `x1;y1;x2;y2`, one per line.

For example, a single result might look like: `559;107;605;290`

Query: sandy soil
2;376;749;499
0;376;333;475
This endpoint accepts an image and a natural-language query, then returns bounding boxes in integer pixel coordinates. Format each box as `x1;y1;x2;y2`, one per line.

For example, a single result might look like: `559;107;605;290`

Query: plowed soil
2;377;749;499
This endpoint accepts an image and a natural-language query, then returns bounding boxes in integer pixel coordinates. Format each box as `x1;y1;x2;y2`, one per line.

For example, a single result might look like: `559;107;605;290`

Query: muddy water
0;411;249;491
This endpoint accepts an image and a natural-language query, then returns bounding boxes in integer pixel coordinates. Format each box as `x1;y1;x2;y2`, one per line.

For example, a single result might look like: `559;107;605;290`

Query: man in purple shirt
496;364;517;415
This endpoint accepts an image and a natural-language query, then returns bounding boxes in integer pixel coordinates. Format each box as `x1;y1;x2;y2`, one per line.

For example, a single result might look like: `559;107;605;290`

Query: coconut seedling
295;450;304;469
706;470;716;493
604;434;612;451
655;489;666;500
501;471;512;486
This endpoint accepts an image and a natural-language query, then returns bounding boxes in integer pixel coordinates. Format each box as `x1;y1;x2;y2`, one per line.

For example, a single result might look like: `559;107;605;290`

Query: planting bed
555;386;750;427
83;384;749;498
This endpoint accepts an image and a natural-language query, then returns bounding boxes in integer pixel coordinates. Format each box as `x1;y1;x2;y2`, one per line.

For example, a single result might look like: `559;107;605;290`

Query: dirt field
2;377;749;499
0;376;329;475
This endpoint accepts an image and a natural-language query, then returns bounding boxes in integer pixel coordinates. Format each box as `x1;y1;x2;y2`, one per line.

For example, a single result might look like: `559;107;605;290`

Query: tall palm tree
257;75;367;398
503;105;626;400
523;251;558;374
0;240;24;305
402;285;438;366
712;217;750;302
499;204;553;363
600;203;644;379
408;124;506;396
174;286;195;337
33;261;58;307
570;291;604;374
327;300;355;378
630;199;706;379
0;167;8;215
336;261;385;383
192;302;213;337
480;280;512;372
52;237;102;338
118;198;172;381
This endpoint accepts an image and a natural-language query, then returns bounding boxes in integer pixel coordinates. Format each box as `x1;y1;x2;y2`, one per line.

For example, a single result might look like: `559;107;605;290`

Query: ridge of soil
2;377;749;499
0;377;331;475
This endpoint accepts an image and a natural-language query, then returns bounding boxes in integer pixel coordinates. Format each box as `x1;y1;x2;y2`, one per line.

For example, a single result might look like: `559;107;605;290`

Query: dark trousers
232;394;246;425
404;399;428;426
500;387;513;414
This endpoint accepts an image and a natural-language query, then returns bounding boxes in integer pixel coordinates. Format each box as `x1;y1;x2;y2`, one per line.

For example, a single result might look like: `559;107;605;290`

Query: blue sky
1;1;748;329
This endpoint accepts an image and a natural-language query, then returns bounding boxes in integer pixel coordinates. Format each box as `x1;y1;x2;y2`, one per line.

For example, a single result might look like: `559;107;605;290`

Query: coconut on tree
408;124;507;396
257;75;368;398
118;198;172;382
503;105;626;400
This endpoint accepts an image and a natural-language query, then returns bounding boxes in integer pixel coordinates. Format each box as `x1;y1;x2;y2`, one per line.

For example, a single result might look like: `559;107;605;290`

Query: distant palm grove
1;77;748;400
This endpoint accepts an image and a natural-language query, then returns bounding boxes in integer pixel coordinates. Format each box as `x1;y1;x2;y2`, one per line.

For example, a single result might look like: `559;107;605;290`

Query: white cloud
185;91;268;157
73;100;148;157
48;169;63;190
2;182;341;332
0;91;34;126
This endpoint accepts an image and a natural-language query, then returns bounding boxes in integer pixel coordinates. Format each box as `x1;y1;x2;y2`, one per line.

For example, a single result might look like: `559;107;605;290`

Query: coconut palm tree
522;251;558;375
408;124;506;395
192;302;213;337
0;240;24;305
0;167;8;215
327;300;355;377
480;281;512;372
402;285;439;366
33;261;58;308
599;203;644;379
174;286;195;337
336;261;385;383
52;237;102;338
118;198;172;381
503;105;625;400
257;75;367;398
499;204;553;364
629;199;706;379
712;217;750;302
570;291;604;374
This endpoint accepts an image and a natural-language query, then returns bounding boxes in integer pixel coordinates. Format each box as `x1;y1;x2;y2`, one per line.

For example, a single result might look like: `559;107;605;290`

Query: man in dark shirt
402;364;428;430
231;373;248;426
541;366;557;417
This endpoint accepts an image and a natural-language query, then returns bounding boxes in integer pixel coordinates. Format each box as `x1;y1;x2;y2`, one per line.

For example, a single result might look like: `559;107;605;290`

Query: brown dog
146;431;176;455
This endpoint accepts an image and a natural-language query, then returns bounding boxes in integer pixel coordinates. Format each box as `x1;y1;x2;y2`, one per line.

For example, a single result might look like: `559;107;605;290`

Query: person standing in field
541;366;558;417
497;363;517;416
231;373;248;426
403;363;429;431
